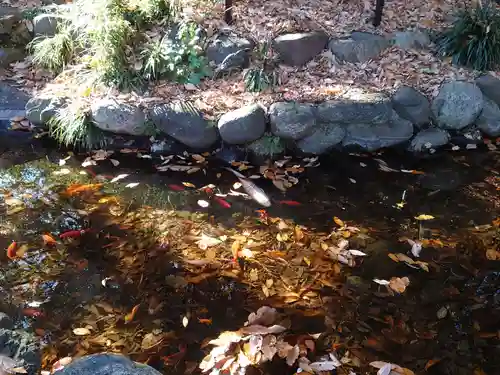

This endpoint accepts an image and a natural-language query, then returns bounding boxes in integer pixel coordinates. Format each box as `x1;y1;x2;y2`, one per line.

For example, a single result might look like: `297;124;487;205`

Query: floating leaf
415;214;435;221
240;324;286;335
389;277;410;294
333;217;345;227
182;316;189;327
72;327;91;336
124;304;140;323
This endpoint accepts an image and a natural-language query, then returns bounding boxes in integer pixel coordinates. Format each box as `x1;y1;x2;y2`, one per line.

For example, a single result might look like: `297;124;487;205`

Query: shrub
48;102;106;150
244;40;279;92
436;3;500;71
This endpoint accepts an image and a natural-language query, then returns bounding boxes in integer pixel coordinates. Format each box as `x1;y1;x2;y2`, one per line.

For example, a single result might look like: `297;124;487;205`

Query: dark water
0;143;499;375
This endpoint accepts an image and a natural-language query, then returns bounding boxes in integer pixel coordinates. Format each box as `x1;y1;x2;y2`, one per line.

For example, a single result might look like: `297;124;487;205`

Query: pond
0;140;499;375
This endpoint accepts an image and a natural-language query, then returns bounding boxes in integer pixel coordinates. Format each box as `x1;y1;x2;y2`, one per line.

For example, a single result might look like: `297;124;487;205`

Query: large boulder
392;30;431;50
150;102;218;149
217;104;267;144
408;128;450;153
269;102;316;140
475;97;500;137
0;328;41;375
205;33;255;66
296;124;345;154
431;81;484;130
342;111;414;151
58;353;162;375
391;85;431;128
328;32;389;63
0;83;30;120
91;99;147;136
25;96;68;125
317;92;392;126
33;14;64;36
475;74;500;106
272;32;329;66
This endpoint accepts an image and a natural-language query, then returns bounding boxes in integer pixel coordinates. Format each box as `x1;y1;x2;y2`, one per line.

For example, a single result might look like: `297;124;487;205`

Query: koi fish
64;183;103;196
59;229;90;239
197;318;212;325
224;167;271;207
6;241;17;259
214;197;231;208
22;308;44;318
278;200;302;206
168;184;185;191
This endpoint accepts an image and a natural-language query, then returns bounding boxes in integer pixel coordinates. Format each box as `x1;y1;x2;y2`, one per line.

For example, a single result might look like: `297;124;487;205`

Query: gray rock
269;102;316;140
214;48;250;77
91;99;146;136
150;137;186;154
408;128;450;153
218;104;267;144
432;81;484;130
296;124;346;154
0;83;30;120
0;47;25;68
317;92;392;126
475;74;500;107
0;313;13;329
272;32;329;66
0;7;21;34
25;96;67;125
328;32;389;63
205;33;255;65
150;102;218;149
58;353;162;375
33;14;64;36
342;111;414;151
0;328;40;375
391;85;431;128
392;30;431;50
476;97;500;137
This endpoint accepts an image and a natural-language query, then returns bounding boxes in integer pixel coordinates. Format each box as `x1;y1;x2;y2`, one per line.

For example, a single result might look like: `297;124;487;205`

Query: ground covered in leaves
0;143;499;375
3;0;498;117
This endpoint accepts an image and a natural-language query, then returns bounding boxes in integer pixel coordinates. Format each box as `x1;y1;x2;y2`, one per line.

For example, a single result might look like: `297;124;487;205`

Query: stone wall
24;75;500;158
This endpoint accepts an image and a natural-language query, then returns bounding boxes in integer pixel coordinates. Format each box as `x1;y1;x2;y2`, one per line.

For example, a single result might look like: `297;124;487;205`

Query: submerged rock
432;81;483;130
273;32;328;66
269;102;316;140
218;104;267;144
0;328;41;375
408;128;450;153
150;102;218;149
58;353;162;375
0;83;30;120
91;98;147;136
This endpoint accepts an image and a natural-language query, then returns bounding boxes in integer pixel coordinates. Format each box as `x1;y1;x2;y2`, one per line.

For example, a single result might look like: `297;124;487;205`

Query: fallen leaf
42;234;57;246
124;304;140;323
415;214;435;221
333;217;345;227
389;277;410;294
72;327;91;336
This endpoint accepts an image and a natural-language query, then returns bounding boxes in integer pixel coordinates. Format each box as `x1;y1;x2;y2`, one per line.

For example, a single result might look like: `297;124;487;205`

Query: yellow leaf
303;257;311;266
415;214;435;221
249;269;259;281
388;253;400;262
333;216;345;227
182;182;196;188
231;240;240;259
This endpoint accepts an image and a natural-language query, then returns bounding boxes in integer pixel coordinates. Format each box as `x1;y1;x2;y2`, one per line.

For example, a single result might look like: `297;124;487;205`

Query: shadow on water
0;138;499;375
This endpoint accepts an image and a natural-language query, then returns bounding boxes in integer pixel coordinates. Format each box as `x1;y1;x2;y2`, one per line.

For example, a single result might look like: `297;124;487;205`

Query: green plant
29;23;75;73
436;3;500;71
126;0;179;25
48;102;106;150
141;21;209;83
244;40;279;92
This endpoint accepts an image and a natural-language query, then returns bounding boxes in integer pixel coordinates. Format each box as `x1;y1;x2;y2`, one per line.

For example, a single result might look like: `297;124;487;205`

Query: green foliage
436;3;500;71
29;23;75;73
141;22;210;84
244;40;279;92
126;0;179;25
48;103;106;150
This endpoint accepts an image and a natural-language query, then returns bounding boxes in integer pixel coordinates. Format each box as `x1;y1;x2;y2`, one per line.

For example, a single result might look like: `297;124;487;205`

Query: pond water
0;142;498;375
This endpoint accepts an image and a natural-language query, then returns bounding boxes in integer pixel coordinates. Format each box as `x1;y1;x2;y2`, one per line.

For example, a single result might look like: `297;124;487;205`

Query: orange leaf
42;234;57;246
425;359;441;370
124;304;140;323
197;318;212;325
6;241;17;259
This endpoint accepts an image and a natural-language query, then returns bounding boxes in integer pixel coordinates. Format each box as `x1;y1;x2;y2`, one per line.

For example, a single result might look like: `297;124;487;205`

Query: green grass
29;23;75;73
48;102;107;150
436;3;500;71
244;40;279;92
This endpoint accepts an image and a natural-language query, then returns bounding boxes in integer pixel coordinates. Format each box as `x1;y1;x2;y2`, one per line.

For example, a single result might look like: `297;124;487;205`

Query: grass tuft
29;23;75;73
48;102;107;150
244;40;279;92
436;3;500;71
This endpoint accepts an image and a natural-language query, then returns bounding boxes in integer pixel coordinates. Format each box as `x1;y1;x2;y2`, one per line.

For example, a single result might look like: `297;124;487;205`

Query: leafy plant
29;23;75;73
48;102;106;150
126;0;179;26
436;3;500;71
244;40;279;92
141;21;209;83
